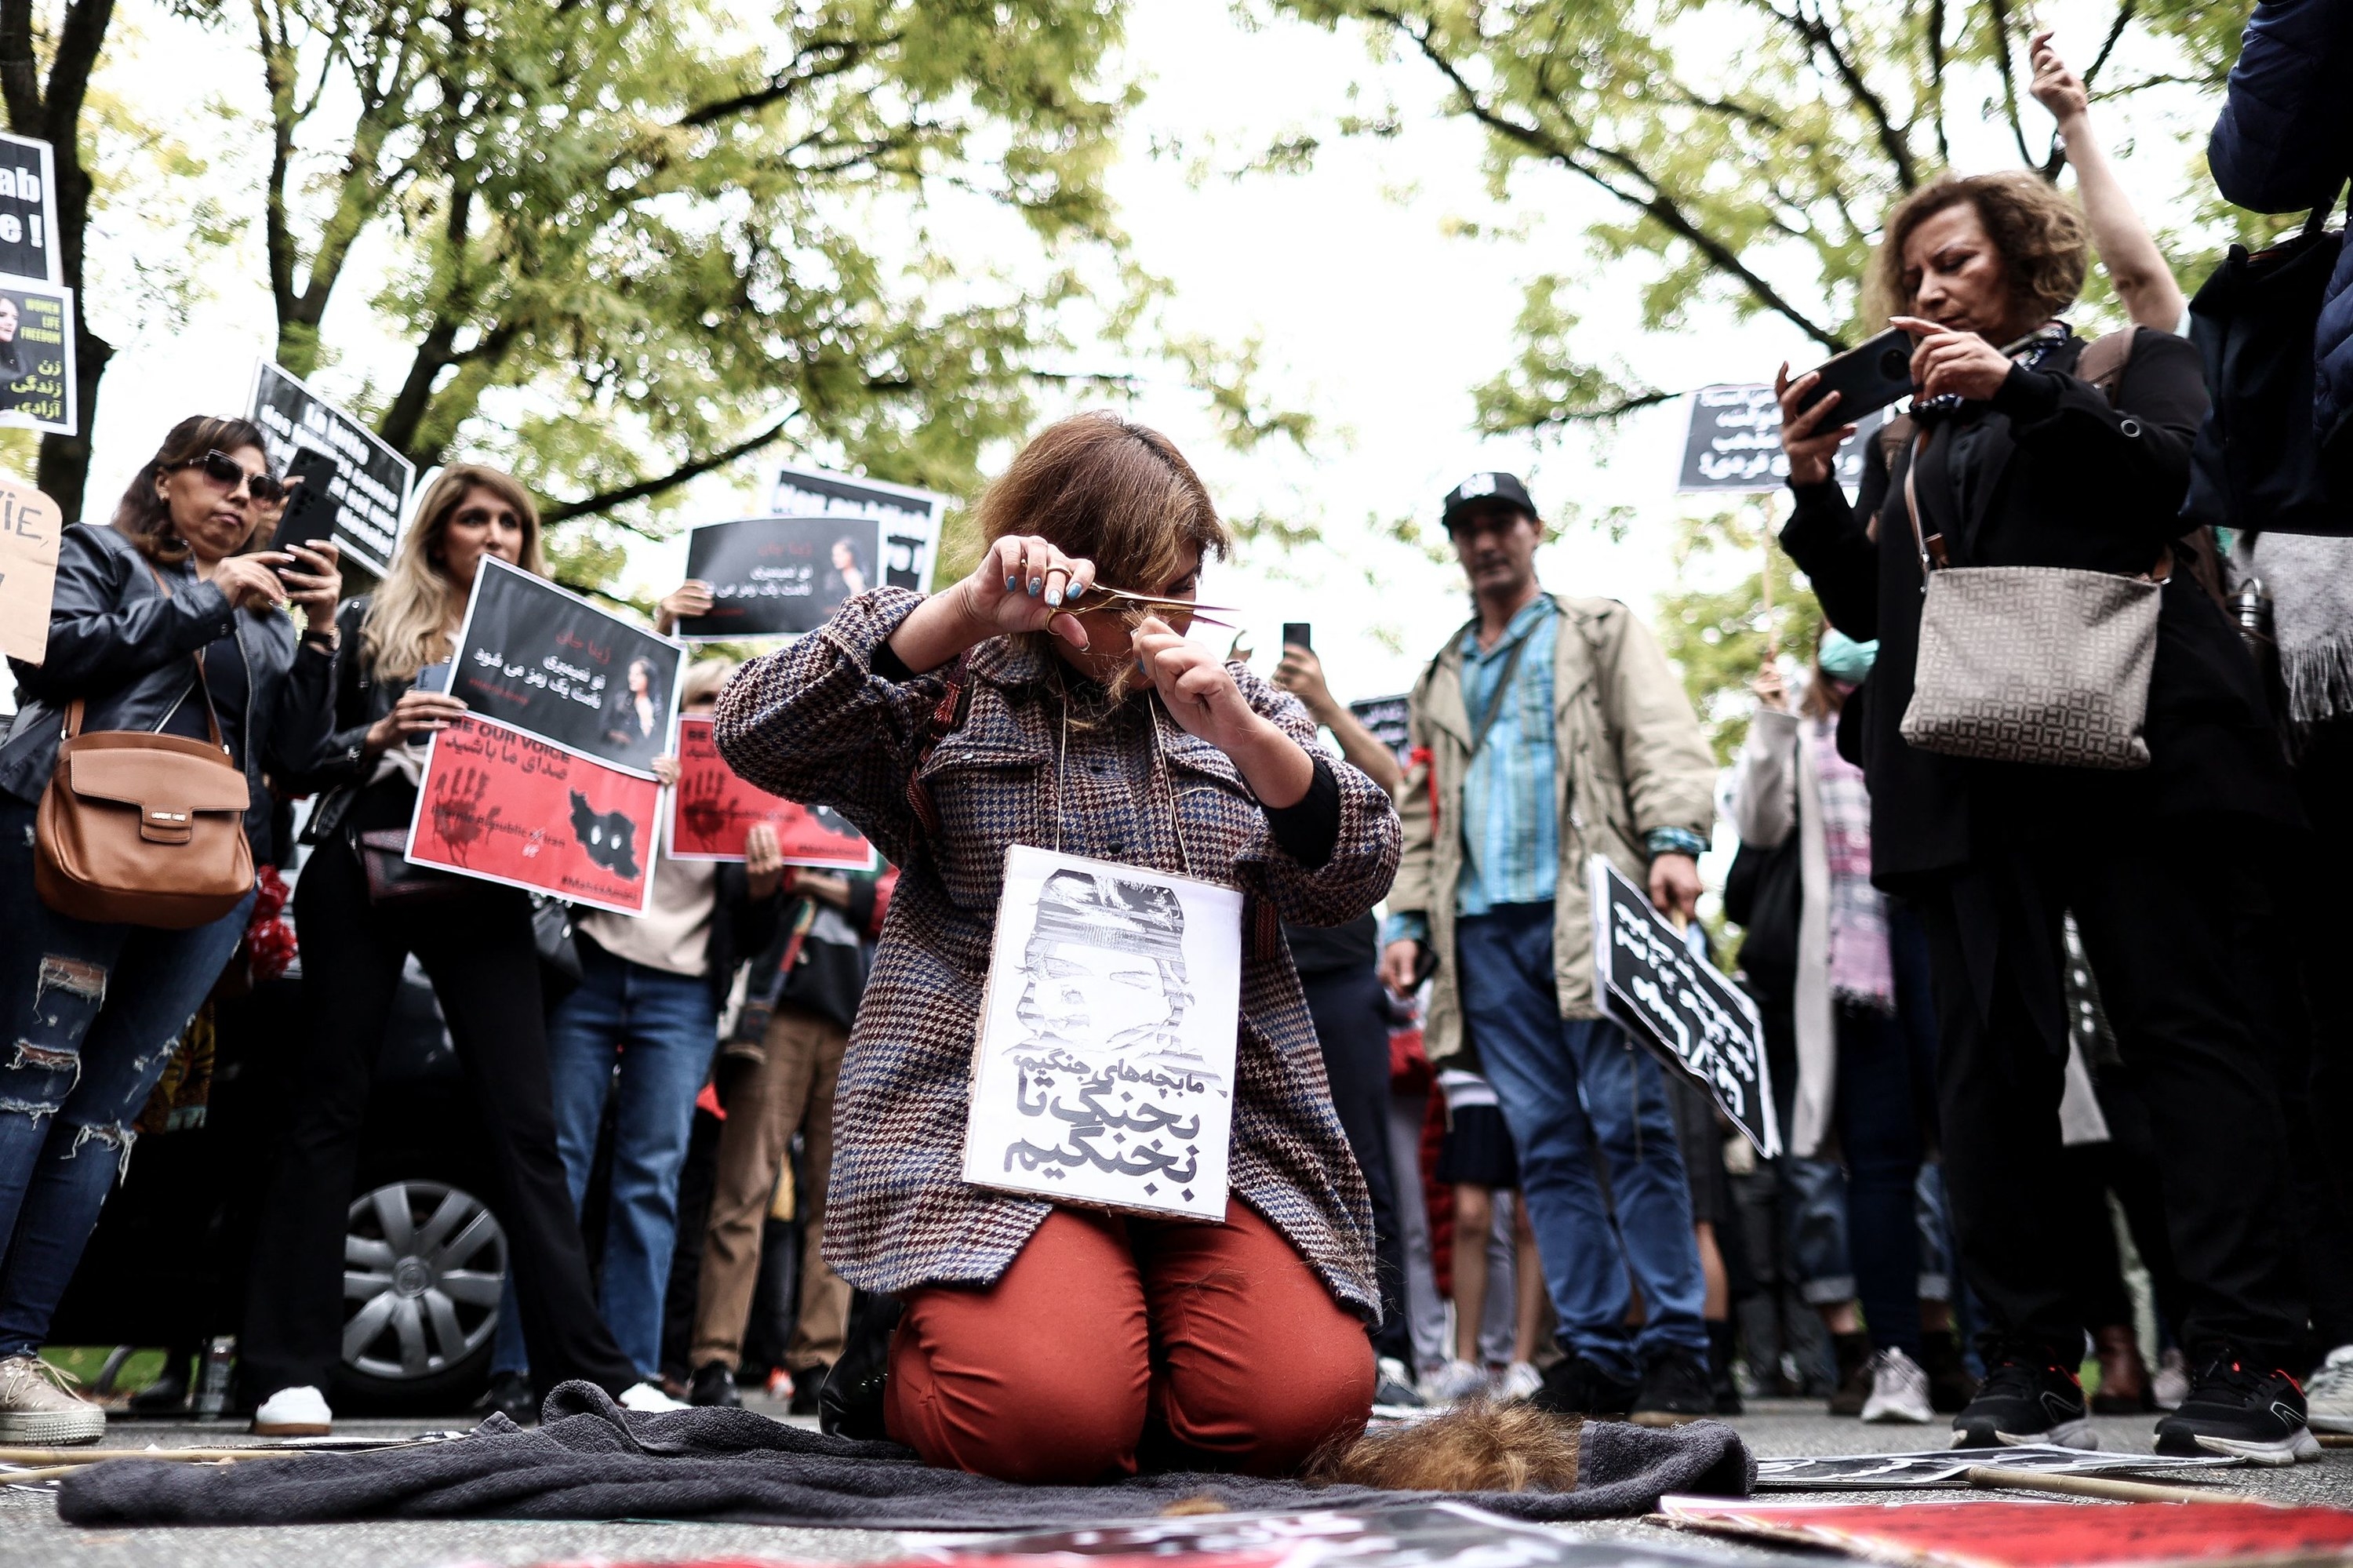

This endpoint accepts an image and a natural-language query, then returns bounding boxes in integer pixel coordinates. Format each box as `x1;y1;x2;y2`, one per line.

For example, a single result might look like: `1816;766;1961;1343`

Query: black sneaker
1531;1355;1638;1417
687;1360;741;1409
1950;1349;2093;1450
2154;1355;2319;1466
486;1370;537;1427
1631;1347;1714;1428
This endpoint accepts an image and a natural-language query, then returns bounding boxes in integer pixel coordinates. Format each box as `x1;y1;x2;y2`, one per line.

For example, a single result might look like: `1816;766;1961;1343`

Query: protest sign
0;475;60;664
1753;1446;2237;1492
1345;693;1412;769
1660;1496;2353;1568
678;515;886;639
0;282;73;436
667;715;877;868
1589;856;1779;1156
771;461;947;593
405;712;660;915
451;557;682;778
1675;384;1885;493
249;362;416;577
0;134;58;283
963;846;1242;1221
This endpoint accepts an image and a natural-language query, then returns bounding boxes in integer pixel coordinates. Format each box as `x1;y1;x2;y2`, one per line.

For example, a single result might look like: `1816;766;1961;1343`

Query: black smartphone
1282;622;1312;651
269;446;344;562
1795;326;1915;420
413;662;452;694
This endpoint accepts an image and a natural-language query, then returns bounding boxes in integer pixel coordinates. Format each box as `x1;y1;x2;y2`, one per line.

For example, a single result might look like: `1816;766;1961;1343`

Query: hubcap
342;1180;507;1381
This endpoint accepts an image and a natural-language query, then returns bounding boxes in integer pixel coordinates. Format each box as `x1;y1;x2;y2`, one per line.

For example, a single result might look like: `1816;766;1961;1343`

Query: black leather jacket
0;523;335;858
285;595;411;844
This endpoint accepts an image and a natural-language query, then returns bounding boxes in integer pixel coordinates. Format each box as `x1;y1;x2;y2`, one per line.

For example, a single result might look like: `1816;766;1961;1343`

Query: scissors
1060;582;1238;630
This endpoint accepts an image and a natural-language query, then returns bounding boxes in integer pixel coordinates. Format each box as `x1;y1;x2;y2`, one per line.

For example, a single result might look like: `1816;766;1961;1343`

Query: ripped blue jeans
0;800;253;1357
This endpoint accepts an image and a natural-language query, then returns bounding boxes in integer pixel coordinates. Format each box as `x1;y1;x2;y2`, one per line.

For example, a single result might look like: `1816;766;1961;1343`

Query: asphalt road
2;1398;2348;1568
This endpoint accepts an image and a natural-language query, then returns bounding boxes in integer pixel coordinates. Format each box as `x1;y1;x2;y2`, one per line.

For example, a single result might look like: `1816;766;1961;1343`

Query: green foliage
223;0;1138;552
1654;503;1822;765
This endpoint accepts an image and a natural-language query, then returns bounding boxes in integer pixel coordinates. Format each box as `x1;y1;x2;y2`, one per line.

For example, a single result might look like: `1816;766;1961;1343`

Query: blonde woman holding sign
717;413;1402;1482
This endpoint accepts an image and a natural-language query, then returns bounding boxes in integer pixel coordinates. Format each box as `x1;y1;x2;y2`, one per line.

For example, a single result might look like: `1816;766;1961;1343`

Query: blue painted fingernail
1136;657;1149;676
1006;573;1018;590
1028;577;1043;596
1044;587;1062;606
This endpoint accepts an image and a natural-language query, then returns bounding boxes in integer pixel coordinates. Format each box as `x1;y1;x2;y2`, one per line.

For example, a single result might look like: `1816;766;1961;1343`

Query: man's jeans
1456;900;1707;1383
493;937;715;1381
0;801;253;1357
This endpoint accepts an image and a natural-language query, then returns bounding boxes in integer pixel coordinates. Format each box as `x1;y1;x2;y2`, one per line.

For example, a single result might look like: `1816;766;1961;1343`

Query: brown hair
111;416;275;565
1307;1400;1584;1493
972;413;1230;668
1863;172;2089;330
358;463;548;683
682;657;738;708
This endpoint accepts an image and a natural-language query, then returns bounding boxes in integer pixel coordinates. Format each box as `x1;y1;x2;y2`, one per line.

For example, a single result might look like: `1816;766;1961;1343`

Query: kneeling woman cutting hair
715;413;1401;1482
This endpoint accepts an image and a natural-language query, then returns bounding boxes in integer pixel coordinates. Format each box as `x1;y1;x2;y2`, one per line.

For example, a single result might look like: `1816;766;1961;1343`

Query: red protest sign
405;712;662;915
1660;1497;2353;1568
667;715;875;870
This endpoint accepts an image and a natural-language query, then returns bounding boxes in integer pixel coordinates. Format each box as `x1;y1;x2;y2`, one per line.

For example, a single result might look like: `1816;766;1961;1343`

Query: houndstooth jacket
713;588;1402;1315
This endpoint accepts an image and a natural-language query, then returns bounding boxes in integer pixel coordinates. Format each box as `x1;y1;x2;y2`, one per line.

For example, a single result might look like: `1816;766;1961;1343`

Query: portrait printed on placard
0;285;75;436
962;846;1243;1221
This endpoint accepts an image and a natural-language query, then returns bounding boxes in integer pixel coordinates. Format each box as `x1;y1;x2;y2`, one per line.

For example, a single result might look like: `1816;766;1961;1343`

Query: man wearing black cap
1381;471;1720;1422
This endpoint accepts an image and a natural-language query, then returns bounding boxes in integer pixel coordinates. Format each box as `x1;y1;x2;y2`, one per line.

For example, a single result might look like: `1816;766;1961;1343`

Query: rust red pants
885;1198;1374;1483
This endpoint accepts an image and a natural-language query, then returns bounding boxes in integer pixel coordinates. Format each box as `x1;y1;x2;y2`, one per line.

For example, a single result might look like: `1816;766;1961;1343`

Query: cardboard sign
0;282;72;435
405;712;660;915
451;557;682;778
771;460;946;595
1345;693;1412;769
1660;1497;2353;1568
667;714;877;868
962;846;1242;1221
679;515;887;639
0;475;60;664
249;362;416;577
1590;855;1779;1157
1675;384;1885;493
0;134;59;283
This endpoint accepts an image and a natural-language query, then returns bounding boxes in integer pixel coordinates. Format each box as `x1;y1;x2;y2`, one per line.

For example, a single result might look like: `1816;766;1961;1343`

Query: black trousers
1922;837;2302;1369
1298;965;1412;1364
241;794;638;1399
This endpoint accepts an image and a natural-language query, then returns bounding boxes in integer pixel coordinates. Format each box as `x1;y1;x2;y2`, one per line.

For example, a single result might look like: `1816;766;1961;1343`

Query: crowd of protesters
0;4;2348;1484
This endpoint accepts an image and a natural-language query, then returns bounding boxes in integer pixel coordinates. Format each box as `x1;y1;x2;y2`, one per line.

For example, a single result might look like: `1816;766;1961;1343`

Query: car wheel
332;1178;507;1413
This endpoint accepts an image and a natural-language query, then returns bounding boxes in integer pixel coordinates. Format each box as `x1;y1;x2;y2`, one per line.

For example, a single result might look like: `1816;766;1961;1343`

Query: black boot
1920;1330;1977;1413
1707;1319;1743;1414
1828;1331;1872;1417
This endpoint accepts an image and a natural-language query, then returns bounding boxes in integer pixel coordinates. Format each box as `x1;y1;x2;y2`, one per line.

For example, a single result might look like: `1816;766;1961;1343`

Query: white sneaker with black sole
618;1381;688;1413
2304;1344;2353;1435
1861;1347;1934;1424
252;1384;333;1436
1497;1360;1544;1402
0;1355;104;1443
1420;1358;1489;1405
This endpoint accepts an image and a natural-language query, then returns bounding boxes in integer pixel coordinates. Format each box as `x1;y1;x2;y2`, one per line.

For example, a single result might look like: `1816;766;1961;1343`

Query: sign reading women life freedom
404;558;686;915
963;846;1244;1221
1589;855;1780;1157
248;361;417;577
675;462;946;639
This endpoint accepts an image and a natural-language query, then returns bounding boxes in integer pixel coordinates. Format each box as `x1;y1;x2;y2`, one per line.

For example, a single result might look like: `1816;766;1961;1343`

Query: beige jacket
1392;595;1716;1068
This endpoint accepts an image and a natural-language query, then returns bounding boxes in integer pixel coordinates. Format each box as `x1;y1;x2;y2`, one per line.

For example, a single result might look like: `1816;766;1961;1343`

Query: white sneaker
2153;1347;2191;1411
1861;1347;1934;1424
2304;1344;2353;1434
1497;1360;1544;1402
1419;1358;1489;1405
617;1381;687;1413
251;1384;333;1437
0;1355;104;1444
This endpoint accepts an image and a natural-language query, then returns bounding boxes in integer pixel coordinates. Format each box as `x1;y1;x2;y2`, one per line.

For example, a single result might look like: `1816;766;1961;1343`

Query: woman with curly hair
1774;173;2314;1464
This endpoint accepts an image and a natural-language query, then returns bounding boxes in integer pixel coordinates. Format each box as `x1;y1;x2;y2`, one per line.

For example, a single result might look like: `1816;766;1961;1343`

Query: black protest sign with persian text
450;557;683;778
1675;384;1885;493
249;361;416;577
679;515;882;638
0;134;58;283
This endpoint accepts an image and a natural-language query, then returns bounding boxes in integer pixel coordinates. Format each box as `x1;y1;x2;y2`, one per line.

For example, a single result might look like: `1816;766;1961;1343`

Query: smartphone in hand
1282;622;1312;651
269;447;344;562
1795;326;1915;420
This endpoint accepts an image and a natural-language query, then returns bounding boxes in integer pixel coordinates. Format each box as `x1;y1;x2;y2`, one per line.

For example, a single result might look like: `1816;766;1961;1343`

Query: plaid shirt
714;589;1401;1314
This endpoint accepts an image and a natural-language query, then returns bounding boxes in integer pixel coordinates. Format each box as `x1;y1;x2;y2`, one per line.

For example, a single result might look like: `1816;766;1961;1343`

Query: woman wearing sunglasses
715;413;1402;1482
0;417;338;1442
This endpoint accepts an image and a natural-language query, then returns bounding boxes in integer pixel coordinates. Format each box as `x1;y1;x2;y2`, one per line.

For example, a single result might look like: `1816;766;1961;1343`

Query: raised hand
281;539;343;633
1774;366;1859;489
885;533;1097;673
656;580;714;635
1891;315;2014;404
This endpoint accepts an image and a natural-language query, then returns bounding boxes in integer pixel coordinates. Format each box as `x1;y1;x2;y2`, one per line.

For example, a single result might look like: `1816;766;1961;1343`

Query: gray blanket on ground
56;1383;1754;1529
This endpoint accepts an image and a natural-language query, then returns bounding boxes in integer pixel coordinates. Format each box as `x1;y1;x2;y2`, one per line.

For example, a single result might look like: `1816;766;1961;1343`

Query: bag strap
2075;327;2138;403
1901;428;1943;584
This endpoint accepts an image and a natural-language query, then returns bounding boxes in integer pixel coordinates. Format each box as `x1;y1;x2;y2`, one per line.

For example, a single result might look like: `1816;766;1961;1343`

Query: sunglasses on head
176;449;286;504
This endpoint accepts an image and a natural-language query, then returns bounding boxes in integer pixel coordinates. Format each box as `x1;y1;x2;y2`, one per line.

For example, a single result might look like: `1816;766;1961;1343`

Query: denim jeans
0;799;253;1357
1455;901;1706;1382
491;936;715;1381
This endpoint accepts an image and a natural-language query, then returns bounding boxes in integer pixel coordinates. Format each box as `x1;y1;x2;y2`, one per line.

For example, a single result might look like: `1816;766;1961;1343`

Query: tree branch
540;413;799;524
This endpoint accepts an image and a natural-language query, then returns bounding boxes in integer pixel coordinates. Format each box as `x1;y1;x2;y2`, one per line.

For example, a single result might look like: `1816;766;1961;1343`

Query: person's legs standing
1386;1086;1449;1376
783;1011;850;1382
1299;966;1411;1368
1835;1003;1926;1360
595;957;714;1379
1448;1181;1493;1374
1456;905;1635;1388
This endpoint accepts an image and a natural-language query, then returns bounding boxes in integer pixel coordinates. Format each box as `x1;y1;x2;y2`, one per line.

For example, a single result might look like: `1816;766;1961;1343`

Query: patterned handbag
1896;429;2163;770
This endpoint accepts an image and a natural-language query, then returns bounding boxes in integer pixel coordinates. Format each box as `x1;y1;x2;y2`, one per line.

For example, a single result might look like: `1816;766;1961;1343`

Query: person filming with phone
1775;172;2313;1463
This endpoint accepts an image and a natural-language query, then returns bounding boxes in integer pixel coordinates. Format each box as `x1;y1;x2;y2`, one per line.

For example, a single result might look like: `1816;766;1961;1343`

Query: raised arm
2209;0;2353;214
2031;31;2186;332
